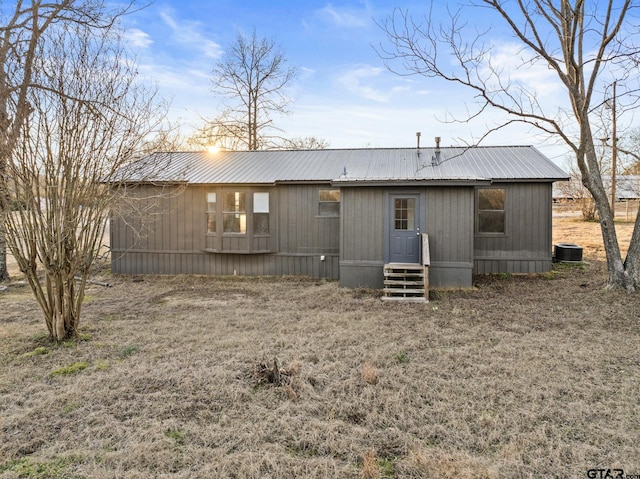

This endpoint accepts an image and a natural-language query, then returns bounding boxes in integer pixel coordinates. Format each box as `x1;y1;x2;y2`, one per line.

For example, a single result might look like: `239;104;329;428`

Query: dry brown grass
1;218;640;478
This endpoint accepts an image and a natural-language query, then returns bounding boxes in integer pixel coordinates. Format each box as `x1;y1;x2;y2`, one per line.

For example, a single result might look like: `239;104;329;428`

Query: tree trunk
43;270;83;341
588;178;640;291
578;126;636;290
589;182;627;287
0;212;8;281
1;145;10;282
623;218;640;291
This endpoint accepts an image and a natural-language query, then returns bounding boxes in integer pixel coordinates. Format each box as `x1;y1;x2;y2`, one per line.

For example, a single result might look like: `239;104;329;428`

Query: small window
206;192;216;233
477;188;506;234
223;191;246;234
319;189;340;216
253;192;269;234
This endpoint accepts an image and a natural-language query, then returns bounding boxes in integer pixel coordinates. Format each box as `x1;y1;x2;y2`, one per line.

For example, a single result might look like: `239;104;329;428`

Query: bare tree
2;18;164;341
379;1;640;291
210;29;297;150
0;0;136;281
282;136;330;150
188;114;249;151
190;118;329;152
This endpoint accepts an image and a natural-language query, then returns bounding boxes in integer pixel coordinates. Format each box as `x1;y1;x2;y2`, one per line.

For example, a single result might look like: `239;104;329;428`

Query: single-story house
110;144;568;291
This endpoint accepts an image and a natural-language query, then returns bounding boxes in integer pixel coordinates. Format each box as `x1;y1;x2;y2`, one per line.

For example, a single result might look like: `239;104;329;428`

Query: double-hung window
223;191;247;234
206;192;217;233
477;188;506;234
318;189;340;217
206;190;271;253
253;192;269;234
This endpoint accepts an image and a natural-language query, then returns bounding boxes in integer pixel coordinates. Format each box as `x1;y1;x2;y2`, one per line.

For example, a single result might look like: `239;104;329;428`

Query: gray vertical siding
425;186;475;288
339;187;386;288
341;187;385;261
339;183;551;289
110;251;339;279
473;182;553;274
111;184;340;279
111;181;556;288
339;186;475;289
277;185;339;254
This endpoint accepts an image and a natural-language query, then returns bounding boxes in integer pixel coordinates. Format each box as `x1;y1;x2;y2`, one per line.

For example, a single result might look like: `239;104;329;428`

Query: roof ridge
154;145;535;154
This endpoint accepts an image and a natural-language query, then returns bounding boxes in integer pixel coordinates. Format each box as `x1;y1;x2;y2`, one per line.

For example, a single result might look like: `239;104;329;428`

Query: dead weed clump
361;449;380;478
253;357;291;387
360;361;379;385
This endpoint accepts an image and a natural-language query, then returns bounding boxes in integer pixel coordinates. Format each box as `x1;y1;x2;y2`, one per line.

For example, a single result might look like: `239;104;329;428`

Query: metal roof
119;146;568;185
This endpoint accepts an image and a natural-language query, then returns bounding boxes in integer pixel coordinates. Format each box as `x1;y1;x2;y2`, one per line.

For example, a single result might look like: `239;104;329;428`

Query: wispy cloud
485;42;561;98
159;8;223;60
336;65;390;102
123;28;153;49
137;62;209;92
316;3;370;28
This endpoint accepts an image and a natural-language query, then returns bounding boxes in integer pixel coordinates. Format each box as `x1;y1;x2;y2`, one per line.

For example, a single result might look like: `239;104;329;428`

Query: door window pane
394;198;415;230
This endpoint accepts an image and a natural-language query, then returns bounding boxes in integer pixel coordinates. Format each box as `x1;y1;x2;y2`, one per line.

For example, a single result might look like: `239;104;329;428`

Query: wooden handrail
422;233;430;266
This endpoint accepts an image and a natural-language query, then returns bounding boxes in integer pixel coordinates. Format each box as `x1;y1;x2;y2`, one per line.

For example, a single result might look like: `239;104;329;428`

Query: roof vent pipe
416;131;421;149
432;136;442;166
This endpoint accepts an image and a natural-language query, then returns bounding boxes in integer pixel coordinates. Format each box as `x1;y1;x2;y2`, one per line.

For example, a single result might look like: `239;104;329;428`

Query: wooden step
384;273;424;279
382;262;428;303
384;280;424;286
381;296;428;303
383;288;425;295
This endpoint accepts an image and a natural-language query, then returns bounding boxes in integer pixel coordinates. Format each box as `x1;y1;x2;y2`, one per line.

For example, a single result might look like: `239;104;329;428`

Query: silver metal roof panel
119;146;568;185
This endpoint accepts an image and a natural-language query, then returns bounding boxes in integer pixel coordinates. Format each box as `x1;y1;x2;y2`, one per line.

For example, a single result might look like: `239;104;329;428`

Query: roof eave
490;177;571;183
331;178;492;187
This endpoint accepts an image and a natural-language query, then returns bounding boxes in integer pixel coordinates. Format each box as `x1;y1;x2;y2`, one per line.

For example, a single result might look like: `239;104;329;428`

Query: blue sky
123;0;570;162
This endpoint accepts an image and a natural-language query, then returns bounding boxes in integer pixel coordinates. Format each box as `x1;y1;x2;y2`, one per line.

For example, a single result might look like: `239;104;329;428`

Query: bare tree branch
378;1;640;291
0;0;142;281
208;28;297;150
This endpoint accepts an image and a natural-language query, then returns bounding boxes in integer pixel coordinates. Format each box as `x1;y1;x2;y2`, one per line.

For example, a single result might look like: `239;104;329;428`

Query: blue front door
389;194;421;264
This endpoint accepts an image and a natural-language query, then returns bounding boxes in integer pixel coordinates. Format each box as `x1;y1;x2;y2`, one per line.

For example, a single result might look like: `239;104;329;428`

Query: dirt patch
1;219;639;478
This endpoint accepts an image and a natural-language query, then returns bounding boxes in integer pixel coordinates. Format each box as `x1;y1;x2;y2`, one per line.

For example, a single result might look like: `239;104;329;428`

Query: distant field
1;218;639;478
